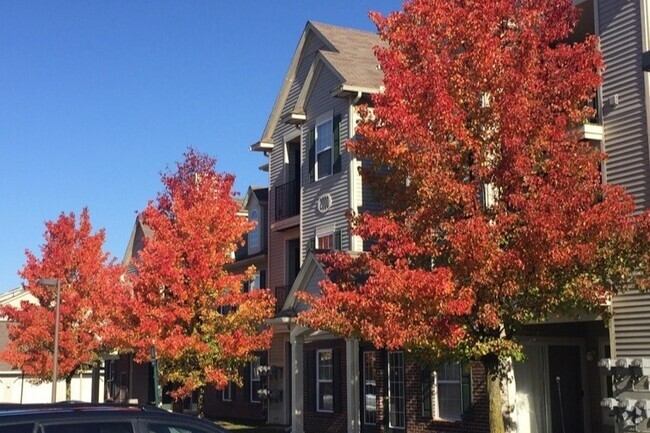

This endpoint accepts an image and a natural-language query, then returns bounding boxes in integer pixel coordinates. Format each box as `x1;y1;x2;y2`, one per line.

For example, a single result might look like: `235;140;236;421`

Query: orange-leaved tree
299;1;650;432
123;149;274;412
1;208;126;400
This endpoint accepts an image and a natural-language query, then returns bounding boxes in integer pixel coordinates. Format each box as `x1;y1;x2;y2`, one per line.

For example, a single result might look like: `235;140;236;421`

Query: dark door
360;351;379;433
548;345;584;433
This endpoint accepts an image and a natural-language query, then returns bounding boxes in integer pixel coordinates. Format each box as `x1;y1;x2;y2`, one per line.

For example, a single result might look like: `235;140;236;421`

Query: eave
281;112;307;125
250;140;274;152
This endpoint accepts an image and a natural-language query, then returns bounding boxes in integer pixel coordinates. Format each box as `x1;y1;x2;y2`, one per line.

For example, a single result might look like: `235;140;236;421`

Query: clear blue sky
0;0;401;292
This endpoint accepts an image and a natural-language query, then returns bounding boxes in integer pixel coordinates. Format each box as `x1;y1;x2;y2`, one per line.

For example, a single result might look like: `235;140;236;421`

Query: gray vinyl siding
267;34;329;293
612;290;650;357
301;66;352;260
600;0;650;210
599;0;650;358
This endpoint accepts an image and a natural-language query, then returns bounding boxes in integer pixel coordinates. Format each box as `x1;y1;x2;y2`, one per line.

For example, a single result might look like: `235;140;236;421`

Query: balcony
274;285;289;314
274;180;300;222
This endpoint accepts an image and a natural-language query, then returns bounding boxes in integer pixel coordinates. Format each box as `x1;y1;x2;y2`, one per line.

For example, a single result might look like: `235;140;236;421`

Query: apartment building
251;1;650;431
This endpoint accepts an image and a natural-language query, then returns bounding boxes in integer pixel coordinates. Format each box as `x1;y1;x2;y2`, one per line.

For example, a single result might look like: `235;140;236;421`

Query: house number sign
317;194;332;213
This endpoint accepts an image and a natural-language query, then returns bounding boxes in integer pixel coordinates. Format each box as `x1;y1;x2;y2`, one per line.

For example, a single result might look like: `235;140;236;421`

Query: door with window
387;351;406;431
361;351;379;433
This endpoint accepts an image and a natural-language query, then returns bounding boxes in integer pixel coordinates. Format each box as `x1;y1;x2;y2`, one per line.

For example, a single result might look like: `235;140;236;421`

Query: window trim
249;209;260;249
222;382;233;402
315;116;333;181
250;357;261;403
388;350;406;430
317;349;334;413
363;351;377;425
316;232;334;250
433;362;466;421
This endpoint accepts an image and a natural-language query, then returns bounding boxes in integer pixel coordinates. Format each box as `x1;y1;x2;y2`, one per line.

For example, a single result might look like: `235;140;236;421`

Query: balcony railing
274;285;289;314
274;180;300;221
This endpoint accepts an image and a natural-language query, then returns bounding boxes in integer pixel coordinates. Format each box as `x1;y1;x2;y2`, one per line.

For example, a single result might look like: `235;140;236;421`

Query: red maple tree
123;149;274;410
299;1;650;432
1;208;126;400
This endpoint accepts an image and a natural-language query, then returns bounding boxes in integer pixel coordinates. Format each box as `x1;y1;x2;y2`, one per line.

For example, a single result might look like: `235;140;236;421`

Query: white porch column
346;339;360;433
291;326;308;433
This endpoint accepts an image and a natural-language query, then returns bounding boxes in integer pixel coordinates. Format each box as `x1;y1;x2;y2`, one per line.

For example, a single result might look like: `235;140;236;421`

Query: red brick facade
302;339;489;433
203;383;267;421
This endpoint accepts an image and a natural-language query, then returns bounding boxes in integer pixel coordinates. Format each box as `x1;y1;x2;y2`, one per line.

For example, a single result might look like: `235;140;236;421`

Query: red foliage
299;0;650;363
123;149;274;398
0;209;126;382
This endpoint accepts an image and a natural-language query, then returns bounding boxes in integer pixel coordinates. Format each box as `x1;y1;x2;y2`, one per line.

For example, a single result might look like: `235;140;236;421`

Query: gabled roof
242;186;269;209
281;250;328;313
311;22;384;91
252;21;384;151
121;216;153;269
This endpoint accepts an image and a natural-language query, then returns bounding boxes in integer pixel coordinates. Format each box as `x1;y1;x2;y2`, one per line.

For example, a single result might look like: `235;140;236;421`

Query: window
250;272;261;291
435;362;465;420
363;352;377;425
316;118;333;179
317;349;334;412
317;233;334;250
222;382;232;401
388;351;405;429
250;357;261;403
248;209;260;249
44;423;133;433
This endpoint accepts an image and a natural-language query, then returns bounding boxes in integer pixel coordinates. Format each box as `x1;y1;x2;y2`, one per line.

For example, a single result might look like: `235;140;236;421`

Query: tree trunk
65;375;72;401
484;355;505;433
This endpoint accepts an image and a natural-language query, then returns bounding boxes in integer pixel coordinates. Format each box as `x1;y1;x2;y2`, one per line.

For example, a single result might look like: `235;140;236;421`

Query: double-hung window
315;118;333;180
317;349;334;412
250;357;261;403
434;362;467;420
317;233;334;250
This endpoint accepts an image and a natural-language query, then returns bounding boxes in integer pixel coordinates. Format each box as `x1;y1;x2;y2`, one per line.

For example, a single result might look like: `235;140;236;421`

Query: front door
360;351;378;433
548;345;584;433
514;343;586;433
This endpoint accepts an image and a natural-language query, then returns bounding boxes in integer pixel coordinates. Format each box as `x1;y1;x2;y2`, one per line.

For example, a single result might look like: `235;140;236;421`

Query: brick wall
402;361;489;433
203;383;267;421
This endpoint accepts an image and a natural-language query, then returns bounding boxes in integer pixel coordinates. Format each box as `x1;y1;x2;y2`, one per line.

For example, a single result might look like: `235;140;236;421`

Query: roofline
255;22;320;147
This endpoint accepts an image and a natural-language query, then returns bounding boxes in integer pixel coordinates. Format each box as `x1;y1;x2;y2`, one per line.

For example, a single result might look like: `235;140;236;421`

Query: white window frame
315;114;333;181
250;357;261;403
433;362;465;420
249;209;260;249
388;351;406;430
222;382;232;402
317;349;334;413
316;232;334;250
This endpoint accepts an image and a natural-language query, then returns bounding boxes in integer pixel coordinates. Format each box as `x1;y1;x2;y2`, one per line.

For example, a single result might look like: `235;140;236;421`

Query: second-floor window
316;118;333;180
317;233;334;250
249;209;260;249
